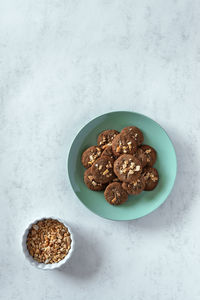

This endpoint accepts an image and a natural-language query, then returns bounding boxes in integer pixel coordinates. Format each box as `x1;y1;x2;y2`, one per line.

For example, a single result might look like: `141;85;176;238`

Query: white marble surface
0;1;200;299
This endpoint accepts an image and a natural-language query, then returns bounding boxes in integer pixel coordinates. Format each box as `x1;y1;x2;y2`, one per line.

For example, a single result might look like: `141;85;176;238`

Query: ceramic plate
68;111;177;221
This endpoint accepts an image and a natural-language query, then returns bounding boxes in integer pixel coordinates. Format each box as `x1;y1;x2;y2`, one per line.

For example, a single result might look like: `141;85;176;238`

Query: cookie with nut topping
97;129;119;149
84;168;106;191
140;145;156;167
134;148;147;168
142;167;159;191
121;126;144;145
101;145;115;159
81;146;102;168
104;182;128;205
91;155;115;184
122;176;146;195
114;154;142;183
112;133;137;157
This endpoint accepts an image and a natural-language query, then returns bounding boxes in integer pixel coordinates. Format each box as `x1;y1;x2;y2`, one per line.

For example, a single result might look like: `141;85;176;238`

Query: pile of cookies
81;126;159;206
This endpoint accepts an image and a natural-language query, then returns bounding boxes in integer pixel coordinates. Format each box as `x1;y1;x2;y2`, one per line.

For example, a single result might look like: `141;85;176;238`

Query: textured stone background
0;1;200;299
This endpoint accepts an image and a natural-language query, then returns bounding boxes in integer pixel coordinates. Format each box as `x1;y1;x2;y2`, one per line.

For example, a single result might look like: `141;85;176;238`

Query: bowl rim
22;217;75;270
67;110;177;221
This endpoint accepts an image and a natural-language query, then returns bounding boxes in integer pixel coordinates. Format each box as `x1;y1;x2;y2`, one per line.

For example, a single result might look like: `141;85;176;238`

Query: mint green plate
68;111;177;221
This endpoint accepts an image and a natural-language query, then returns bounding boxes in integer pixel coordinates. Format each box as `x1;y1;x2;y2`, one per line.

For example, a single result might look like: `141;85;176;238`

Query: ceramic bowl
22;217;74;270
68;111;177;221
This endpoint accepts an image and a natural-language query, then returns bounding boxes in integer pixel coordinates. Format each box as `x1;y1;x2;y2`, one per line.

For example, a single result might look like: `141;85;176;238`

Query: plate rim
67;110;177;221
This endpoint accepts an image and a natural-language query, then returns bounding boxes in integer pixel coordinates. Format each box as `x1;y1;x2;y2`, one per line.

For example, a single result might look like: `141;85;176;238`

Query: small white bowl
22;217;75;270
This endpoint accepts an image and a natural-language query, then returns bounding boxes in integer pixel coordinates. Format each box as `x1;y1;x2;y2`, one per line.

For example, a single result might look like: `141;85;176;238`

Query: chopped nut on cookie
140;145;157;167
142;167;159;191
121;126;144;145
97;130;119;149
104;182;128;205
122;175;145;195
81;146;102;168
112;133;137;157
114;154;142;183
91;155;115;183
84;168;106;191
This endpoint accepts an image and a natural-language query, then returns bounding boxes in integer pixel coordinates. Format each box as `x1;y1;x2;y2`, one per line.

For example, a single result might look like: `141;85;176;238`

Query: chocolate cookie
134;148;147;168
122;176;146;195
101;146;115;159
84;168;106;191
97;130;119;149
91;156;115;184
121;126;144;145
81;146;102;169
114;154;142;183
104;182;128;205
142;167;159;191
140;145;157;167
112;133;137;157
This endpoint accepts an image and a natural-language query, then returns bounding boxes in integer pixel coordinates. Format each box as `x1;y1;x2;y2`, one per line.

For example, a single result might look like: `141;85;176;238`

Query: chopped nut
111;197;116;203
33;225;39;231
26;219;72;264
135;165;141;171
128;170;134;175
99;137;106;145
145;149;151;154
107;161;112;168
150;174;158;182
116;146;121;152
152;177;158;182
144;172;150;180
106;173;112;177
67;237;71;244
103;169;109;175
